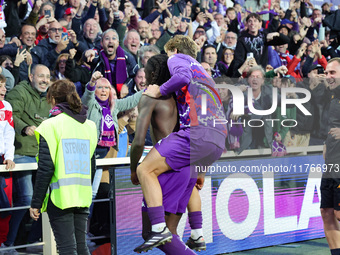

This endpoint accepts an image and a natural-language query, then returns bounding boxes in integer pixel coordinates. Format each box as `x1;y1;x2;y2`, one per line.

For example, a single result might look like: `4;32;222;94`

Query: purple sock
188;211;202;229
158;234;196;254
147;206;165;225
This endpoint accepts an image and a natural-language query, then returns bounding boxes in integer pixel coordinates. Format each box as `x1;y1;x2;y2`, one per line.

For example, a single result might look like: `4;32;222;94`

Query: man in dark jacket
31;21;87;69
85;29;139;98
4;64;51;252
238;66;274;153
16;25;38;82
321;57;340;255
229;13;290;78
72;18;102;51
308;65;332;145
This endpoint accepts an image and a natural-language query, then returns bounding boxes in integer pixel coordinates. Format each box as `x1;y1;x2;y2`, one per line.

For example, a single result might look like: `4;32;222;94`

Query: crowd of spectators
0;0;339;251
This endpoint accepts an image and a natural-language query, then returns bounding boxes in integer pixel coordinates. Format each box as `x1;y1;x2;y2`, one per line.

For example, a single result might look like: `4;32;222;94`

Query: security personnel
29;80;97;255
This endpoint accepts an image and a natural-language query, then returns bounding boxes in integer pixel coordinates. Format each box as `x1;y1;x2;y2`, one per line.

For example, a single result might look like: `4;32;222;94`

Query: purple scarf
277;50;291;66
96;96;116;147
245;9;278;16
100;46;127;96
237;12;245;30
218;61;229;70
272;140;287;157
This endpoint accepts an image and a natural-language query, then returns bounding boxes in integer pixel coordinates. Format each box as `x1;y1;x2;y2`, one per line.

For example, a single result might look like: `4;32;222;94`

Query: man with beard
138;20;149;46
3;65;51;254
84;29;139;98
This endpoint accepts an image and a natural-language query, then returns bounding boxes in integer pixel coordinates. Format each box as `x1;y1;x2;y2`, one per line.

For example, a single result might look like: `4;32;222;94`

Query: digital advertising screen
114;154;324;254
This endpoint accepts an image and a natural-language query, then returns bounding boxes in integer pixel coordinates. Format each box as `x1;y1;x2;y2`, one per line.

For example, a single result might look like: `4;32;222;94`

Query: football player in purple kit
131;35;227;253
131;54;198;254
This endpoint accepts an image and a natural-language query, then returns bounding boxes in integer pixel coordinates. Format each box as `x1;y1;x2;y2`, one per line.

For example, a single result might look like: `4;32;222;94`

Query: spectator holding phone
26;1;53;27
31;21;87;69
14;24;36;83
229;13;289;78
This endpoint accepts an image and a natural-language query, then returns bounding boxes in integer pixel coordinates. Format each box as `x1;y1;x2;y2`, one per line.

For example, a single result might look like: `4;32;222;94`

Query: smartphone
181;17;191;23
318;67;324;74
247;52;254;59
19;45;27;54
44;9;51;18
62;32;68;41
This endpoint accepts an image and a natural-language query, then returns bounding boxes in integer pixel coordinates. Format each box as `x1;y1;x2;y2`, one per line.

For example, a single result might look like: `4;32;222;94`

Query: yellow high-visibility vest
35;113;97;211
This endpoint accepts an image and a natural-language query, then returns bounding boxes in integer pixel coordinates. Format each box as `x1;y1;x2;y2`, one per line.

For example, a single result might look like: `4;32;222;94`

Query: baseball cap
64;7;73;16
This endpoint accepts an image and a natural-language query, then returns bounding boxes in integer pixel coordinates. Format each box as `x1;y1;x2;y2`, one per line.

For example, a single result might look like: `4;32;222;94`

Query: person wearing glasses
81;71;142;208
31;21;87;69
216;31;237;60
217;48;234;76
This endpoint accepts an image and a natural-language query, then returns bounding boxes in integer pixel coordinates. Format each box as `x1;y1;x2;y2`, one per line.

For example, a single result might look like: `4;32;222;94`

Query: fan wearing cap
277;19;294;36
63;7;76;23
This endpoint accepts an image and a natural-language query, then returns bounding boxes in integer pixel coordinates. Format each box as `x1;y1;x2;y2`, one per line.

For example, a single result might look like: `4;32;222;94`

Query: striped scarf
277;50;291;66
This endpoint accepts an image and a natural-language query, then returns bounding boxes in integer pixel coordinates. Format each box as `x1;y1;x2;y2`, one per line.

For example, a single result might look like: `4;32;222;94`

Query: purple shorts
155;128;224;172
143;127;224;214
142;167;197;214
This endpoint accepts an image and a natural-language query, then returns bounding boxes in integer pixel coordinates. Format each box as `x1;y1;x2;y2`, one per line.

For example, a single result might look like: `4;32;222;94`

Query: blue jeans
5;155;36;245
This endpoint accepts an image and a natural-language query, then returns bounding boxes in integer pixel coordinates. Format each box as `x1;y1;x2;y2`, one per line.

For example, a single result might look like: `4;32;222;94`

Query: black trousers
47;198;90;255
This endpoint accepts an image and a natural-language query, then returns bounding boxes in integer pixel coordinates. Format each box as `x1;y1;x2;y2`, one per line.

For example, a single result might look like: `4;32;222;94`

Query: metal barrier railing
0;145;324;254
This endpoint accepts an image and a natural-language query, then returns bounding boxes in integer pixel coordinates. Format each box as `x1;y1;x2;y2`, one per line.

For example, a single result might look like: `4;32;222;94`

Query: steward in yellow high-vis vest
29;80;98;255
35;112;97;211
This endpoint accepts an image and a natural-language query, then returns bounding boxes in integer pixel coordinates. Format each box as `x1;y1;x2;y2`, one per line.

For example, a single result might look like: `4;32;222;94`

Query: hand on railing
3;159;15;170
